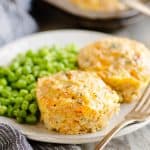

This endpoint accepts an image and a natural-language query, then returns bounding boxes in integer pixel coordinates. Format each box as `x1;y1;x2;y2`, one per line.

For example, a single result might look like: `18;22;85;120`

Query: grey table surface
81;16;150;150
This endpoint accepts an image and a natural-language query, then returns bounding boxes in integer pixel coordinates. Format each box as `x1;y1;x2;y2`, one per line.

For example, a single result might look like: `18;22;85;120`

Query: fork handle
123;0;150;16
95;119;135;150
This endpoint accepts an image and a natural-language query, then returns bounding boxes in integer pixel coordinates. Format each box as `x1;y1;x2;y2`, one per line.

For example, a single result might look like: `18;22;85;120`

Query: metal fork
122;0;150;16
95;83;150;150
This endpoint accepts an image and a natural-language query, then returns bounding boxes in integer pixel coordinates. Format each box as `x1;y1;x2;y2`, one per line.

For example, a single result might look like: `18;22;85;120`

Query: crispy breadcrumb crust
37;71;120;134
78;38;150;102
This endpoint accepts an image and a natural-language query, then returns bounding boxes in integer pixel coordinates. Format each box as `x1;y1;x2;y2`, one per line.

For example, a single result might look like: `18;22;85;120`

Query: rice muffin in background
36;71;120;134
78;38;150;103
71;0;126;12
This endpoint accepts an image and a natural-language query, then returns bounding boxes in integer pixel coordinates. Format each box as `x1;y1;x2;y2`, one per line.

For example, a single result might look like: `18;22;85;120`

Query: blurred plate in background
44;0;149;19
41;0;149;31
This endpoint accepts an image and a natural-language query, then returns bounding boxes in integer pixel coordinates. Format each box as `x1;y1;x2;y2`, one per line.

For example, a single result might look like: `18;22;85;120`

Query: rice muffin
71;0;126;12
36;71;120;134
78;38;150;103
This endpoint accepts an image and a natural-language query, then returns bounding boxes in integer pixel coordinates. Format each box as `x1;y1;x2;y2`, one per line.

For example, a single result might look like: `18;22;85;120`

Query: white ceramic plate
0;30;150;144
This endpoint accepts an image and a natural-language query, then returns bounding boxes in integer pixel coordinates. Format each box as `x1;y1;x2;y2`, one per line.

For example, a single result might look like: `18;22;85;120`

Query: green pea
27;83;36;91
0;78;7;86
0;67;5;77
15;68;22;76
69;64;77;69
24;58;33;67
0;85;3;93
15;54;26;65
13;108;20;117
15;97;24;104
32;66;40;77
3;68;11;76
20;75;26;80
57;63;65;70
38;48;49;57
26;50;35;57
13;104;21;112
39;71;49;77
19;110;27;118
7;106;14;117
15;79;27;89
8;72;17;82
55;53;63;60
39;64;46;70
0;105;7;115
0;44;78;124
65;44;78;53
21;101;29;110
10;62;19;71
0;98;10;105
22;65;32;74
20;89;28;96
25;94;33;101
62;59;69;66
68;57;77;64
46;64;56;73
33;58;42;65
6;86;12;91
30;89;36;98
25;115;37;124
26;74;35;83
1;89;11;98
29;103;38;114
9;97;16;104
11;90;19;97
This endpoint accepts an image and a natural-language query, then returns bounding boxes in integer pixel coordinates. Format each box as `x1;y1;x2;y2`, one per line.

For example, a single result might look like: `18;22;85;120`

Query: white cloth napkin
0;0;37;46
0;123;81;150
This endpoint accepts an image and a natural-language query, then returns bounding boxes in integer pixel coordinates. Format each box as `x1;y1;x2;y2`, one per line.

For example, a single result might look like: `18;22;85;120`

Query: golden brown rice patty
36;71;120;134
78;38;150;103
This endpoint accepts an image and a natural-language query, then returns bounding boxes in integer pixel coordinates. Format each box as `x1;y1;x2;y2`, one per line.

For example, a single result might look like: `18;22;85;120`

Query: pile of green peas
0;44;78;124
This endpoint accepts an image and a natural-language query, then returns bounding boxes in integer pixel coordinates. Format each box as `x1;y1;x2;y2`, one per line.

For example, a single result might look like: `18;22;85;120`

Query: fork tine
133;83;150;112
